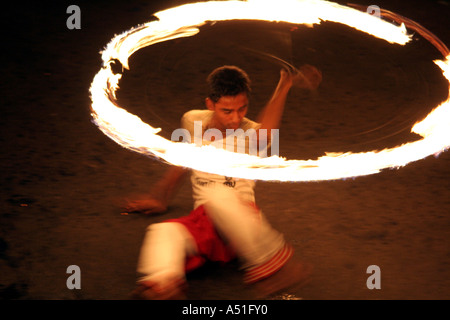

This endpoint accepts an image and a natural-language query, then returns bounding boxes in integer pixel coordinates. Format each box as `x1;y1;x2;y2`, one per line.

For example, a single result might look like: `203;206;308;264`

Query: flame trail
90;0;450;182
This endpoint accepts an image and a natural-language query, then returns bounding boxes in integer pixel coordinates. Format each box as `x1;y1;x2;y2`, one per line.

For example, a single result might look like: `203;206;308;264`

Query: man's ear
205;97;215;111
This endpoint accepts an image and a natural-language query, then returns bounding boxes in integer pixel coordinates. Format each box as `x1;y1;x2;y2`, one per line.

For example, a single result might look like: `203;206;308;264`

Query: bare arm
123;165;189;214
257;69;294;132
151;165;189;205
257;65;322;139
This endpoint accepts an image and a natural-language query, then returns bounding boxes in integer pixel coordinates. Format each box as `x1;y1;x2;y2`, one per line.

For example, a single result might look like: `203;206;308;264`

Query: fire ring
89;0;450;182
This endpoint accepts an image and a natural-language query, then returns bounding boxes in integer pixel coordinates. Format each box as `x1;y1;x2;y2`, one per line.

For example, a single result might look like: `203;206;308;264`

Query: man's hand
290;64;322;90
122;197;168;215
120;166;188;215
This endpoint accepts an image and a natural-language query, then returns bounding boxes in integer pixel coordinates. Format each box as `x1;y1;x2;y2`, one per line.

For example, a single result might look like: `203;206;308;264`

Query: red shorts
166;205;236;272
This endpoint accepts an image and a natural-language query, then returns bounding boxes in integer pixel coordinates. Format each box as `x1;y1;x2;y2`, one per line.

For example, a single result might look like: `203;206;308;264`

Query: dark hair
206;65;251;102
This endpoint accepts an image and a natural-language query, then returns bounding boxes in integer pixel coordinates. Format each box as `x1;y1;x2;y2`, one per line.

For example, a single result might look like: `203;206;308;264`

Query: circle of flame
89;0;450;182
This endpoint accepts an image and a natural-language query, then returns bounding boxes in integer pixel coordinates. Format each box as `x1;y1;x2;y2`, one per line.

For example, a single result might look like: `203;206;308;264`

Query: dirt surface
1;0;450;302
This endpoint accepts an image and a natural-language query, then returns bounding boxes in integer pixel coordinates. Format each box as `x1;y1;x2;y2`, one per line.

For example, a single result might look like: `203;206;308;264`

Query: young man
126;65;322;299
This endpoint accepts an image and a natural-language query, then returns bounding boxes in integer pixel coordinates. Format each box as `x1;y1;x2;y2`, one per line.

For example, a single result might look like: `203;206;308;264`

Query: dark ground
1;0;450;303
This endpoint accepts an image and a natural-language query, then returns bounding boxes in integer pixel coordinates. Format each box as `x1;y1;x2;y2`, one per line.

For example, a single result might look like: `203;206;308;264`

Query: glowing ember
89;0;450;182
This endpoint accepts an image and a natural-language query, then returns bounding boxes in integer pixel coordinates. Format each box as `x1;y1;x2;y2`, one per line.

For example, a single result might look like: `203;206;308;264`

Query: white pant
136;185;286;286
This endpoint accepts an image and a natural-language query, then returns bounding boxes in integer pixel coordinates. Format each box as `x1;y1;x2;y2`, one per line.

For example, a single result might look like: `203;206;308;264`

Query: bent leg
203;185;291;283
135;222;197;297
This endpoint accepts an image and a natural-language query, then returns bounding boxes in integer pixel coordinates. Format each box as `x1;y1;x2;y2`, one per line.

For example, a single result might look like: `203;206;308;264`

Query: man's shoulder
241;117;261;130
182;109;213;123
181;109;212;133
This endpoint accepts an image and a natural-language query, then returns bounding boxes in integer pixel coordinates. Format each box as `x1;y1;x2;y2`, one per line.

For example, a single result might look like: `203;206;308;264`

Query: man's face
206;92;249;131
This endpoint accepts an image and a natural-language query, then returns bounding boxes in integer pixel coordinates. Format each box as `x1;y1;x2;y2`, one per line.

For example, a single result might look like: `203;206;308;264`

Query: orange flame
90;0;450;182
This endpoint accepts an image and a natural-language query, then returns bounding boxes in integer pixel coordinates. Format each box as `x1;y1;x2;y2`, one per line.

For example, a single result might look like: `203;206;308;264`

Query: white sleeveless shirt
181;110;261;209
